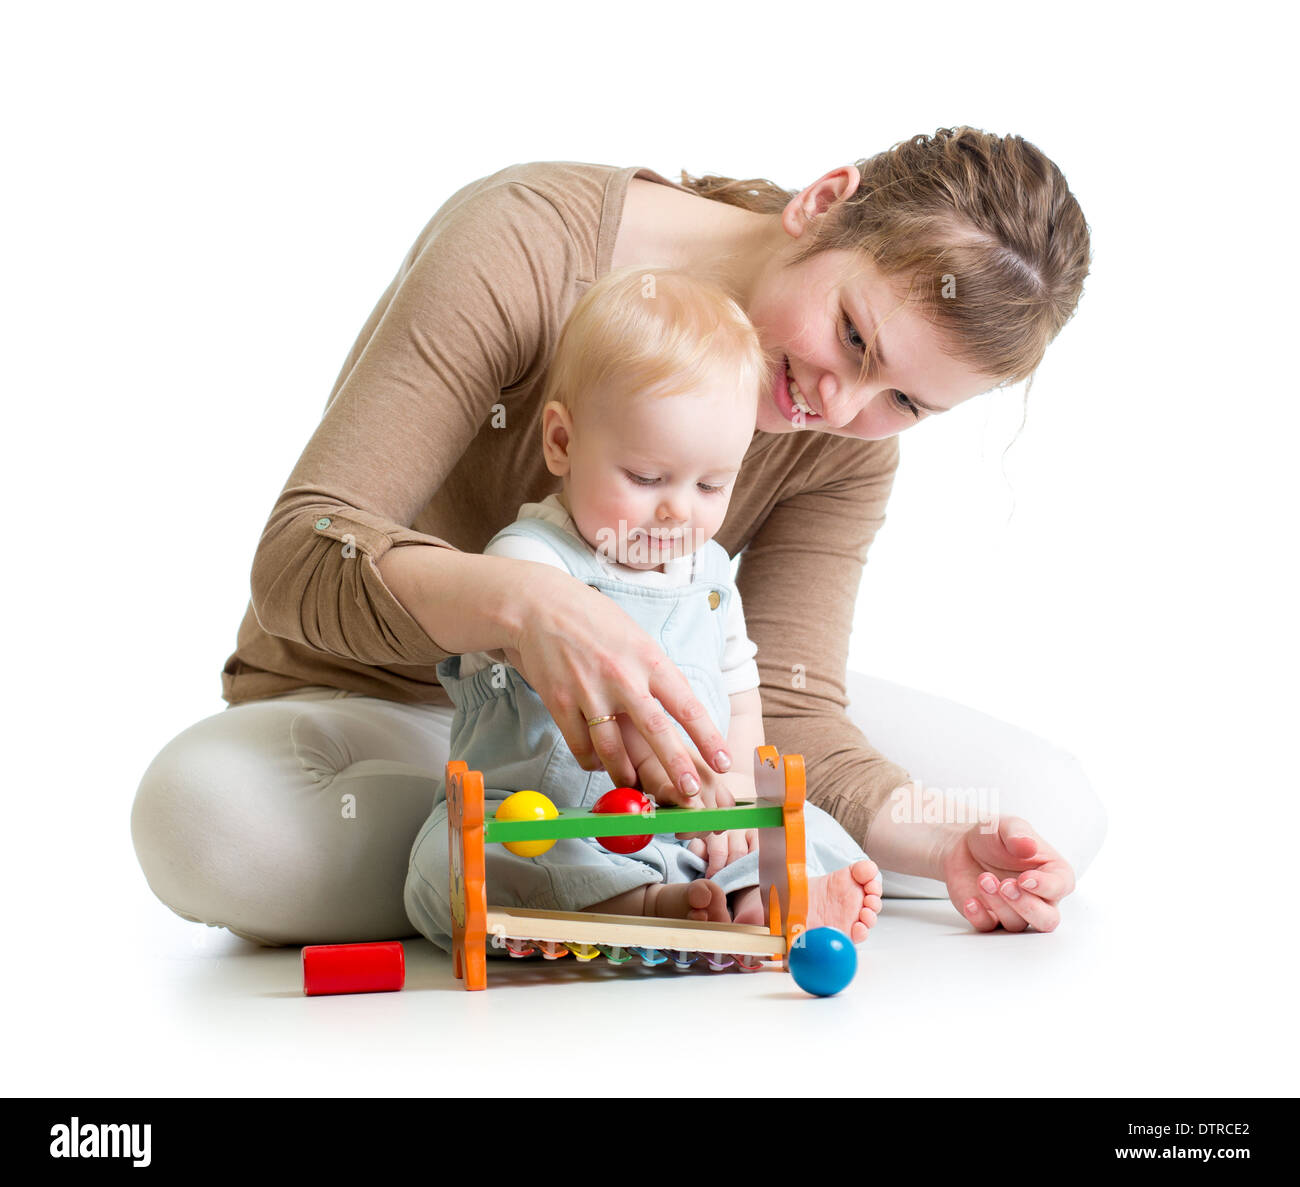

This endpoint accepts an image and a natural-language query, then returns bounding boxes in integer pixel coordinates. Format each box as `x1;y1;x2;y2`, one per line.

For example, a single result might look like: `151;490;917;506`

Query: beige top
221;160;911;834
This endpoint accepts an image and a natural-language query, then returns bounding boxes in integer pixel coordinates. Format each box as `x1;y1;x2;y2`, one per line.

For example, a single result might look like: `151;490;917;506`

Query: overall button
314;517;332;531
708;590;720;610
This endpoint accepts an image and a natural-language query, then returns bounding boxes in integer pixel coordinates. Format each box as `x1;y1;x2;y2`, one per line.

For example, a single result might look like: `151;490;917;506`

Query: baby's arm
720;687;764;801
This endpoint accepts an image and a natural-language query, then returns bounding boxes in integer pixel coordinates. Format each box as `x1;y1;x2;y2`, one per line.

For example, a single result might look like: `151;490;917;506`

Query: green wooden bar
483;802;785;842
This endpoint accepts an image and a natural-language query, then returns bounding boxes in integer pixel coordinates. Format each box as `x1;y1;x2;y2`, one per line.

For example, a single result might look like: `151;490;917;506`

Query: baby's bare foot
643;879;731;923
807;860;883;942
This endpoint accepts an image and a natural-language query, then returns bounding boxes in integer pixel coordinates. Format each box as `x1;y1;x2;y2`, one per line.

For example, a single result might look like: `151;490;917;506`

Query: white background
3;1;1296;1101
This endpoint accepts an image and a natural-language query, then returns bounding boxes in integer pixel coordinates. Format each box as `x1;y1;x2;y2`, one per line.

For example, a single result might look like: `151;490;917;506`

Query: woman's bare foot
730;860;882;942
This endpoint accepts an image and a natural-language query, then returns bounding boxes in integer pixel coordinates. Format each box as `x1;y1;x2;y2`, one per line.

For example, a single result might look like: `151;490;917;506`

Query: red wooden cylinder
302;941;405;996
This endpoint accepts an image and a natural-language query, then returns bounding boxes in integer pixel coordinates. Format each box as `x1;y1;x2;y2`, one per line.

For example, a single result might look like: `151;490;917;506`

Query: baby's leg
585;880;730;923
582;833;729;922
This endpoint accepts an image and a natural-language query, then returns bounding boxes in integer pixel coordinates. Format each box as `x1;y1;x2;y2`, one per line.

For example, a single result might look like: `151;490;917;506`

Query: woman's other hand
940;815;1077;932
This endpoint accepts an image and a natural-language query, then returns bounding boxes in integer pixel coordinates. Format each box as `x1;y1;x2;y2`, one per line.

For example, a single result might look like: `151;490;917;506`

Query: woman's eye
893;390;921;419
841;315;864;352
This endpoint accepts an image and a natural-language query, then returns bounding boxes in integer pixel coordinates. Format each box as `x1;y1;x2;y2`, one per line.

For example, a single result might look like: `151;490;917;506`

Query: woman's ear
782;165;862;239
541;400;573;477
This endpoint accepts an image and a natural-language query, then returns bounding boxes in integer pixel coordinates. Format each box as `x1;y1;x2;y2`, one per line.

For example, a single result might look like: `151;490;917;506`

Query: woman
131;127;1105;946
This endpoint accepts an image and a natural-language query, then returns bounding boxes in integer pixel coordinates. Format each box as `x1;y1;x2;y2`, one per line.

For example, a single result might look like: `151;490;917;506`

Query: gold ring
586;714;618;727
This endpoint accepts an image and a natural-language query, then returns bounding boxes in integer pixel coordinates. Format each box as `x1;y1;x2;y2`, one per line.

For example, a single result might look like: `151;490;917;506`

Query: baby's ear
540;400;573;476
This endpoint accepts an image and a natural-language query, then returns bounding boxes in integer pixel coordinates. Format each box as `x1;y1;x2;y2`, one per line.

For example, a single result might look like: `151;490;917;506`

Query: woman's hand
939;815;1076;932
616;714;750;875
502;565;732;802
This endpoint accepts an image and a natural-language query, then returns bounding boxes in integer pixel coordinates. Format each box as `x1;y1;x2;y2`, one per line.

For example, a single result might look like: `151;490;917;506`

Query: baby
404;266;881;950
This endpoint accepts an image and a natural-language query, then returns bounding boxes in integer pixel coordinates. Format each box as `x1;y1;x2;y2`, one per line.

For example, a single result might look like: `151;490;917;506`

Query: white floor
7;815;1293;1098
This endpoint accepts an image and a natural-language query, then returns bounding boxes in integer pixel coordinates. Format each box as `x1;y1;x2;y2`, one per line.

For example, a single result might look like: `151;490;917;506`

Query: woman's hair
542;265;766;419
679;126;1091;397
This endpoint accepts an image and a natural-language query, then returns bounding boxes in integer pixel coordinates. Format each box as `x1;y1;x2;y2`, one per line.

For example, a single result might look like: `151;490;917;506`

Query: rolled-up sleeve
735;434;912;843
248;181;575;667
249;503;456;667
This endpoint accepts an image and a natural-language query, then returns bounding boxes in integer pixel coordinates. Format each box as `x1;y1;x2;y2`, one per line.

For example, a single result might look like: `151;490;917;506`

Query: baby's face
546;373;757;571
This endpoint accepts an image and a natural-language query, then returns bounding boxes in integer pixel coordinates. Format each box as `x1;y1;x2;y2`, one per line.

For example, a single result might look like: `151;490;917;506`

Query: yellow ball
495;790;559;857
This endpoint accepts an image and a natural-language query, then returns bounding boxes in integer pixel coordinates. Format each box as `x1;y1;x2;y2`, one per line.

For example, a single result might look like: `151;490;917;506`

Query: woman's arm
377;541;731;797
737;434;1077;929
247;180;569;669
734;433;913;847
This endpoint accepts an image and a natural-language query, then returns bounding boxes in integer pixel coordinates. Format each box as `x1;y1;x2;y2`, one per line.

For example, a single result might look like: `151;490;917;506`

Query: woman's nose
818;372;867;428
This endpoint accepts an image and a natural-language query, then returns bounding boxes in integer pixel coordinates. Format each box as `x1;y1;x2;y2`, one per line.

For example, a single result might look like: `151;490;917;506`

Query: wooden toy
788;926;857;997
301;940;405;996
448;744;812;991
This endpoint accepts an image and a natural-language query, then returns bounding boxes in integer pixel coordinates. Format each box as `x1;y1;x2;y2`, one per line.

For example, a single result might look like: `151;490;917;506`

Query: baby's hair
540;266;767;421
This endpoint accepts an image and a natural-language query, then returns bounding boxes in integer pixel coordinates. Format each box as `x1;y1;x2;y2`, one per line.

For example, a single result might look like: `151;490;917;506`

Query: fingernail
1000;880;1021;900
979;873;998;893
715;750;732;772
964;899;980;914
681;773;700;797
1020;876;1038;890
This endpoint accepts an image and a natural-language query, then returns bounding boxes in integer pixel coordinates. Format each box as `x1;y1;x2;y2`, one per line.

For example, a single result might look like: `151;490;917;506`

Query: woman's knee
131;701;443;946
131;710;287;943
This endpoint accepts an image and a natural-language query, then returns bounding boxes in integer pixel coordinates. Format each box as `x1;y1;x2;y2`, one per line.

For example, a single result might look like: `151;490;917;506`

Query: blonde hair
680;126;1092;399
541;266;766;420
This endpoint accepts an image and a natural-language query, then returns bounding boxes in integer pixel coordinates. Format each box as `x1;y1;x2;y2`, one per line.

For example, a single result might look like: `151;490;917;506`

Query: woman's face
747;239;1004;441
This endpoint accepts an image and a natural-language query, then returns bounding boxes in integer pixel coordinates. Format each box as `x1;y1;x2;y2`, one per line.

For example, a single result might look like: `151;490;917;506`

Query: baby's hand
617;715;720;808
633;747;733;810
681;770;757;875
617;717;753;876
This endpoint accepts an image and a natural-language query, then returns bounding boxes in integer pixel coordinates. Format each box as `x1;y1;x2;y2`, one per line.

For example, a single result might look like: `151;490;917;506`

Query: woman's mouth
775;356;820;423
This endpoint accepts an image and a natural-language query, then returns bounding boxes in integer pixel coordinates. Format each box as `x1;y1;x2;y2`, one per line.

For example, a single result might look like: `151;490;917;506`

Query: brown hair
679;127;1091;399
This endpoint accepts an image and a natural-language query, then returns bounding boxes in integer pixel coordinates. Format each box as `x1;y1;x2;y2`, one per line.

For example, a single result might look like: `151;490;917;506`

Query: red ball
592;787;654;855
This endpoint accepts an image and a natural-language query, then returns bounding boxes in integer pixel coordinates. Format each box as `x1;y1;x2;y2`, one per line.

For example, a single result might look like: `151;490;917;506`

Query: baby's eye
697;483;725;494
625;471;659;486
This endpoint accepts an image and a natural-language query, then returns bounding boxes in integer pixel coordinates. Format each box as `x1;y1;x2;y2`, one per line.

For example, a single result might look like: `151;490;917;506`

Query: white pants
129;673;1107;946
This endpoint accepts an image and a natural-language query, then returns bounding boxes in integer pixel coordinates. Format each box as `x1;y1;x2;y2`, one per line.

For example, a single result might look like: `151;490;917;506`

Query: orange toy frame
447;745;810;990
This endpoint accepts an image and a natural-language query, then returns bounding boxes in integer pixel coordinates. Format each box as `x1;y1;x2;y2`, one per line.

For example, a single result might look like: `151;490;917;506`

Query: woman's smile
773;354;821;424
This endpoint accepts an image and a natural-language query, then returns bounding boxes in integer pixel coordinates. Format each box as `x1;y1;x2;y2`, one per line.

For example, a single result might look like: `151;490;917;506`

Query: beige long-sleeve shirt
221;160;911;839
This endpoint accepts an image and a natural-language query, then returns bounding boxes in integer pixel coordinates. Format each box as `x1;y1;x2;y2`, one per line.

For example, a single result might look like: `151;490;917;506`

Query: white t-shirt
459;493;760;695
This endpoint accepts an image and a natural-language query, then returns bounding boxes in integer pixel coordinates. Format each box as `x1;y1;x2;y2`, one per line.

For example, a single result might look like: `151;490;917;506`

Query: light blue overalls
403;515;869;952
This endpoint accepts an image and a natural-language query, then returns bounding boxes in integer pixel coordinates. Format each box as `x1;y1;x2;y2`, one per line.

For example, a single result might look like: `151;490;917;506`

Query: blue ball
788;927;857;997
